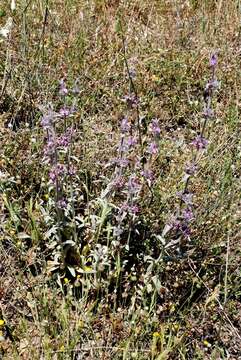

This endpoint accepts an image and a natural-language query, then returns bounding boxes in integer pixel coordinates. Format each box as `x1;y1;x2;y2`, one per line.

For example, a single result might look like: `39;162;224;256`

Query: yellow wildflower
152;75;160;82
78;319;83;329
170;303;176;313
203;340;211;347
84;266;92;272
0;330;4;341
0;320;5;326
172;323;179;331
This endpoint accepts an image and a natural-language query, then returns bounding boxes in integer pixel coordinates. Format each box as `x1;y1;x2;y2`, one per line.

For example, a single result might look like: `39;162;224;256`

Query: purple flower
118;158;129;168
112;176;125;190
41;109;56;129
177;191;193;206
68;165;76;176
49;163;66;182
128;175;141;194
191;135;208;150
182;207;194;222
148;141;159;155
56;127;73;148
171;216;191;238
205;80;219;94
127;136;137;147
59;79;68;96
149;119;161;136
57;134;70;147
44;137;56;157
185;162;198;176
203;107;214;119
72;79;80;94
113;226;123;237
181;224;191;238
59;106;71;117
171;217;181;231
121;203;140;215
41;115;52;129
129;68;136;79
123;94;139;108
119;139;129;153
119;136;137;152
57;199;67;209
120;117;131;133
210;53;217;67
129;204;140;215
141;169;154;182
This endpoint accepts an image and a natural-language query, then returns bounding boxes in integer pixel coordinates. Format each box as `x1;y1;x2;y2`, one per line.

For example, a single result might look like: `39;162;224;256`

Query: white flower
11;0;16;11
0;17;13;38
0;171;7;180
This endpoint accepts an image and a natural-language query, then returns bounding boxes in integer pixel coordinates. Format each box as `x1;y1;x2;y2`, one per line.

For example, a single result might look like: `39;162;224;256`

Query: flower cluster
149;118;161;136
191;135;208;150
123;94;139;108
59;78;68;96
105;115;161;241
41;79;77;211
104;60;161;242
147;118;160;156
49;163;66;182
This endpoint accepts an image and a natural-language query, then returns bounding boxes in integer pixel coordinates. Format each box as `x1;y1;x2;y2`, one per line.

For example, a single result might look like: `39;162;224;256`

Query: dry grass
0;0;241;359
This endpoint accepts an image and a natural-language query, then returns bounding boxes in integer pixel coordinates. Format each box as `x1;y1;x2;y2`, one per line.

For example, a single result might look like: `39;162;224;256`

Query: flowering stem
119;21;143;159
174;54;219;242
